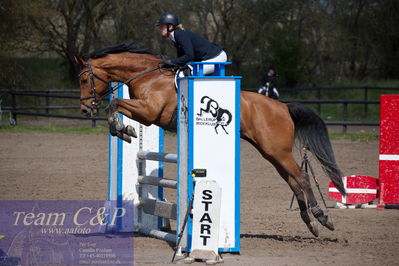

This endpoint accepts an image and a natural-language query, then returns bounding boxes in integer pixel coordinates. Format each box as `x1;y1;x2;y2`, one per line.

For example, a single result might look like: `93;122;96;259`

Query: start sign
190;180;221;260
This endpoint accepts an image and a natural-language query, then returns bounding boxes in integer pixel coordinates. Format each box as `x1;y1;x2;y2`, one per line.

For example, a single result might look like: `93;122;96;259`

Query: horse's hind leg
299;170;335;231
271;160;319;237
245;127;321;236
277;154;335;231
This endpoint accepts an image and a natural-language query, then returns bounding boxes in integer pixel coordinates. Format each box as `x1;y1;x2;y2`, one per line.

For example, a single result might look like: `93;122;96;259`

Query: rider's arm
171;30;195;66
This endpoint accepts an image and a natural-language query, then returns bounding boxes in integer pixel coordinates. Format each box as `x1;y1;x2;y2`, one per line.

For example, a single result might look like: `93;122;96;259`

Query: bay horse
75;41;346;237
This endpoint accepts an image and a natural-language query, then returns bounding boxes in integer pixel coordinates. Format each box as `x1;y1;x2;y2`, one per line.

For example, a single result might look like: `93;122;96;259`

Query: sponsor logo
196;96;232;134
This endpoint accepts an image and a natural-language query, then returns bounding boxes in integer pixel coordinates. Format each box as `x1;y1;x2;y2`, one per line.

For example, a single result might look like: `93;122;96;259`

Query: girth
162;107;177;133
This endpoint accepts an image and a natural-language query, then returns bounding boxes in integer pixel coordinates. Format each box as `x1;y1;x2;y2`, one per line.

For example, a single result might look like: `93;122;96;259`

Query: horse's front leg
107;99;137;143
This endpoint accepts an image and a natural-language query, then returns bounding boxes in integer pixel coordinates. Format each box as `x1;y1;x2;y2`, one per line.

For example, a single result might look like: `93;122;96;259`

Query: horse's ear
74;56;86;66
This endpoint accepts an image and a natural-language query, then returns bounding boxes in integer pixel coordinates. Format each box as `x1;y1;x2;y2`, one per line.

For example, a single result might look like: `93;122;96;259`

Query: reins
101;66;162;99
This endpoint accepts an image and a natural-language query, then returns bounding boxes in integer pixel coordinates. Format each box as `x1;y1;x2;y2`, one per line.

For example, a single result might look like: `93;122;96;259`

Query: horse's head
75;56;109;117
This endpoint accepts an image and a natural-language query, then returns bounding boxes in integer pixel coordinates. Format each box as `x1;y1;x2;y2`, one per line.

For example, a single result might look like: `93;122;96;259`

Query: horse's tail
287;102;346;196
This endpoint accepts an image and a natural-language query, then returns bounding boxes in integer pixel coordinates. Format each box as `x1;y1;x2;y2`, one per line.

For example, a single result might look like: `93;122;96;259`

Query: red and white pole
378;95;399;209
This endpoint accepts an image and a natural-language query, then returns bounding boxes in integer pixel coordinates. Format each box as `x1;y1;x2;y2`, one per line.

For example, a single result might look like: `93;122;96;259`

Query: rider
155;11;227;75
258;66;279;99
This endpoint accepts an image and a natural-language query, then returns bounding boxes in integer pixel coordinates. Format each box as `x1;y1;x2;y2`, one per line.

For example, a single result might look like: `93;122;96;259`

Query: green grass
282;80;399;122
0;124;379;142
304;103;380;122
329;130;379;142
0;124;109;134
333;80;399;88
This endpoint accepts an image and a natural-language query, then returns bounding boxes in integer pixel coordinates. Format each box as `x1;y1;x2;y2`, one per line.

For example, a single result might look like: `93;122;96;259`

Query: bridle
78;59;162;111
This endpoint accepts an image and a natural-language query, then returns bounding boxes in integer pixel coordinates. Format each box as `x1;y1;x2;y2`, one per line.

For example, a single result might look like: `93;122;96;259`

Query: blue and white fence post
107;83;164;232
177;62;241;253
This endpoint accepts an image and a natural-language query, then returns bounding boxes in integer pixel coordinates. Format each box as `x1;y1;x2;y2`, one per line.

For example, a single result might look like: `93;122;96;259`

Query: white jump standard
107;62;241;261
177;62;241;257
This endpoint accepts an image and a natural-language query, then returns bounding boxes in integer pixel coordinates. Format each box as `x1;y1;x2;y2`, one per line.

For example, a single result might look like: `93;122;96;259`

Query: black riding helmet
155;12;179;26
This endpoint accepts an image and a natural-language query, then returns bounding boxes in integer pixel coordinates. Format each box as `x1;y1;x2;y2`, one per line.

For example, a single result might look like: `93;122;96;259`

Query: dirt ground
1;129;399;266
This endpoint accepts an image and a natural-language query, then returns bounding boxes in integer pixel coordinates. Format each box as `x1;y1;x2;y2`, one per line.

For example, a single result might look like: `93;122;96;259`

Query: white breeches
201;50;228;75
178;50;228;77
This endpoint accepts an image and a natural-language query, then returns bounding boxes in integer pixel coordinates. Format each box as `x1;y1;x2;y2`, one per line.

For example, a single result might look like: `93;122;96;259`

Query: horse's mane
83;40;153;60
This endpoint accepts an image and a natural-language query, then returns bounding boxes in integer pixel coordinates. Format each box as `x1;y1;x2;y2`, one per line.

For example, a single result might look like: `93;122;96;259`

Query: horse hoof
125;125;137;138
324;216;335;231
311;205;334;230
307;222;319;237
118;132;131;143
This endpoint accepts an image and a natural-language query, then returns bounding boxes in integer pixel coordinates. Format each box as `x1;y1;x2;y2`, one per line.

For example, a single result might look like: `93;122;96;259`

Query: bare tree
4;0;113;78
2;0;399;85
